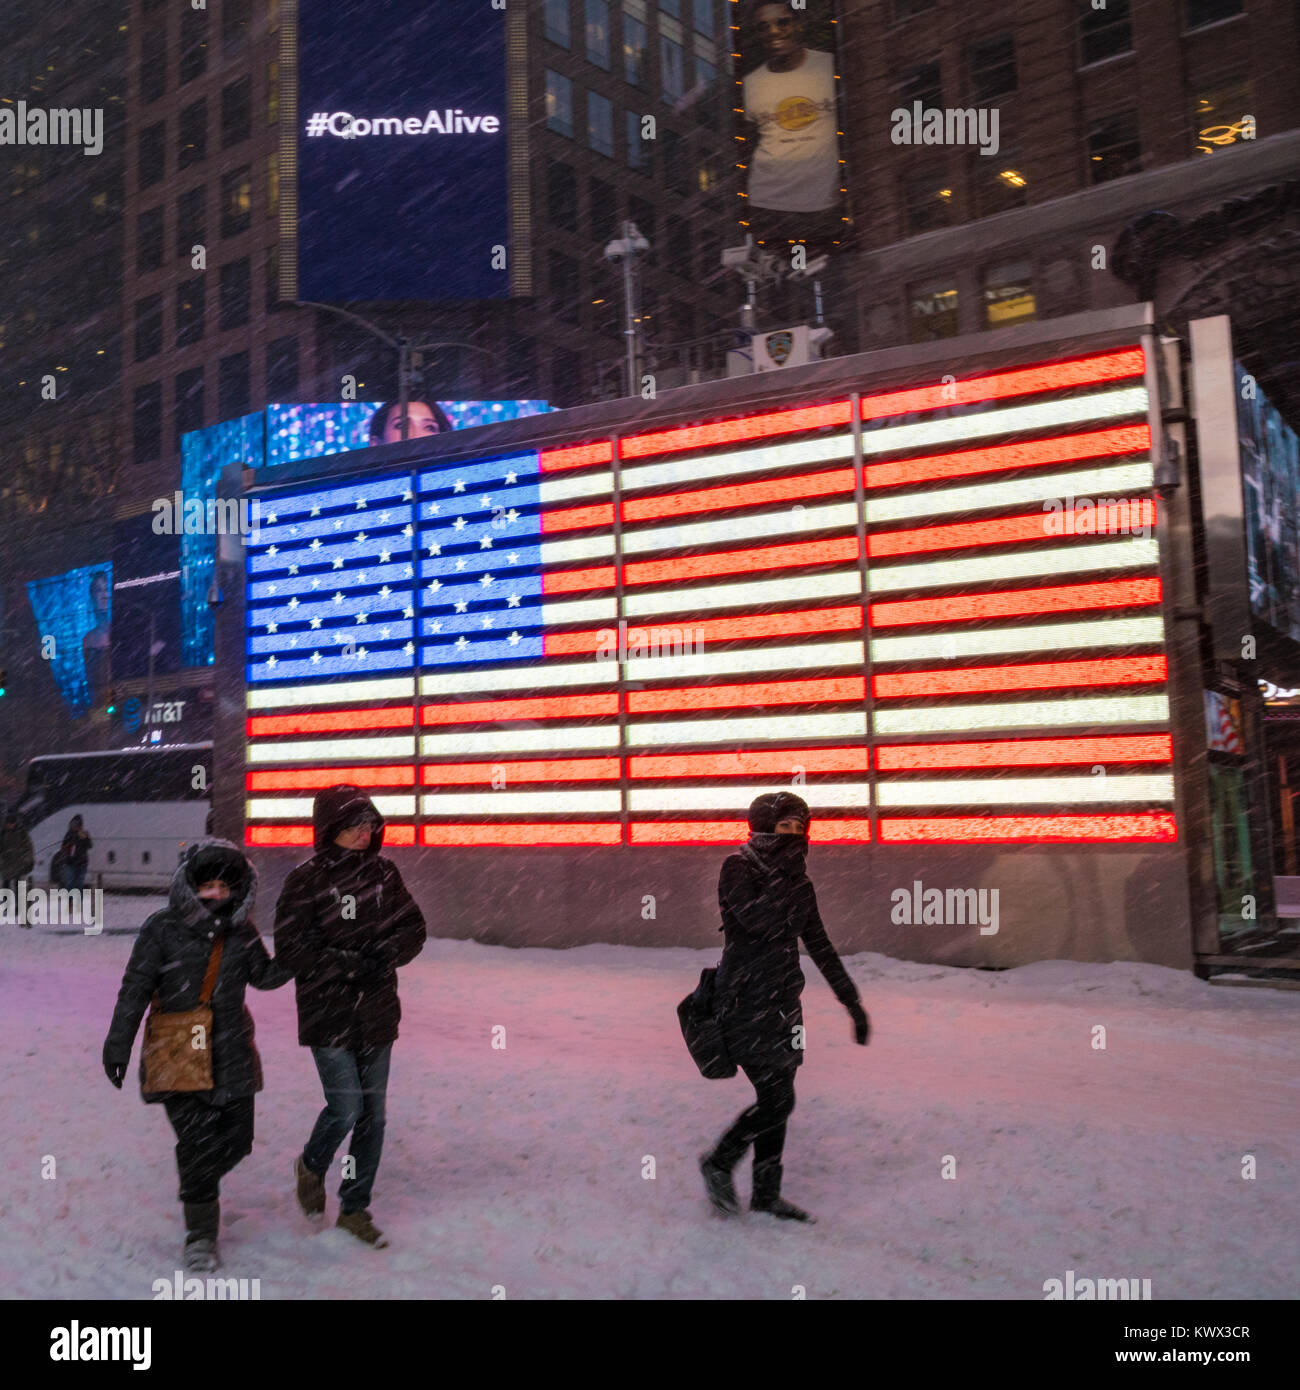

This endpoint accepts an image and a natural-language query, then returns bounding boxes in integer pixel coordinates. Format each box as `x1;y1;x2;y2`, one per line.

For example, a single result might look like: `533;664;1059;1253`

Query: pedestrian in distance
102;839;292;1272
274;786;426;1248
60;814;92;891
699;792;870;1223
1;805;34;913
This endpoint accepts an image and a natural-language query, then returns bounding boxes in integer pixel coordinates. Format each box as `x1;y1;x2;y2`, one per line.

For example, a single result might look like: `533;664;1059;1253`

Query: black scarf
740;832;809;884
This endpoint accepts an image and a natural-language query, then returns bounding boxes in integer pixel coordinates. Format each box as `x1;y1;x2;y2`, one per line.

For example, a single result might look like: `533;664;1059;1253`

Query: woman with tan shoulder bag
102;839;293;1272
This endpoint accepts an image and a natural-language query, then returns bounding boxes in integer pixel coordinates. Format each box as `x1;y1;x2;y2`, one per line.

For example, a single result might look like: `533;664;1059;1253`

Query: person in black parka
102;839;292;1271
273;785;426;1248
700;792;870;1222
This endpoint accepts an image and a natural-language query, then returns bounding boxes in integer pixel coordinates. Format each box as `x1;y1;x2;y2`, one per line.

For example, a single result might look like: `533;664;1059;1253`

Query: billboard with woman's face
25;564;112;715
735;0;847;252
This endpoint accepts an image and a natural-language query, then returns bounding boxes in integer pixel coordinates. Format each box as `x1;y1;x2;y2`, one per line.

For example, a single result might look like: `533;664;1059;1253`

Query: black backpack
677;967;736;1079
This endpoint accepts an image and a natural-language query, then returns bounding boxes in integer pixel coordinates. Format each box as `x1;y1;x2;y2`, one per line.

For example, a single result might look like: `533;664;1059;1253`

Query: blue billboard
295;0;510;301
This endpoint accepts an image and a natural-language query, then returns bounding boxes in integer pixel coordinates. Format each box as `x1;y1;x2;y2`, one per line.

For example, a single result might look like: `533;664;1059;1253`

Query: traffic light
0;668;7;697
105;687;117;714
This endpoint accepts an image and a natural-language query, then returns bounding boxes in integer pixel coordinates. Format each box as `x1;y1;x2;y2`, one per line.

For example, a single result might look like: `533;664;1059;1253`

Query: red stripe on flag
864;425;1149;490
540;441;613;471
247;707;415;736
421;758;621;784
622;468;855;523
628;748;869;777
873;654;1167;698
541;501;615;533
624;536;858;586
627;676;864;714
541;565;618;595
868;577;1163;628
878;813;1177;843
545;606;863;656
246;765;416;790
246;823;417;846
629;819;872;844
875;734;1173;771
421;822;623;846
620;401;852;459
868;501;1156;558
420;693;618;724
859;348;1145;423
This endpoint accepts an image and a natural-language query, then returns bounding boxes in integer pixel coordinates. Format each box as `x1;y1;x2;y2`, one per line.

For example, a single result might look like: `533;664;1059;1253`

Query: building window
1193;77;1252;154
136;206;164;273
662;127;689;194
267;154;279;218
544;0;571;46
983;260;1036;327
134;295;164;361
623;14;647;85
627;109;649;169
266;336;299;399
692;0;714;36
176;283;205;346
175;367;204;442
221;166;252;236
266;245;282;311
628;194;656;261
267;59;279;124
902;166;952;234
548;160;579;230
899;60;942;110
180;7;208;84
667;215;692;276
176;186;204;259
1078;0;1132;67
1087;111;1141;183
134;383;163;464
589;175;618;242
222;0;251;49
219;258;251;331
659;0;681;17
545;69;574;137
218;351;251;420
1185;0;1243;29
908;278;959;342
549;251;581;325
551;347;584;408
179;99;206;168
141;28;167;103
586;0;611;68
968;35;1016;101
139;121;166;189
973;151;1026;217
222;77;252;148
588;90;614;156
661;36;685;103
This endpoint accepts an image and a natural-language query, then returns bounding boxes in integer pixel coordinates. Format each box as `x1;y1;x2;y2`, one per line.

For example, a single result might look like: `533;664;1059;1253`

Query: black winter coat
273;788;426;1050
715;834;860;1074
103;839;291;1105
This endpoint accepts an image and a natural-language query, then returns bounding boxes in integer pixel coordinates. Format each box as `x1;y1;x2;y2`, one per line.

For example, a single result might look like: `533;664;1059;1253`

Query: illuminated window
545;0;571;47
968;35;1015;101
1078;0;1132;67
1192;77;1252;154
545;69;574;137
1087;111;1140;183
220;166;252;237
588;90;614;156
973;149;1026;217
1186;0;1242;29
908;278;959;343
267;153;279;218
983;261;1036;327
586;0;611;68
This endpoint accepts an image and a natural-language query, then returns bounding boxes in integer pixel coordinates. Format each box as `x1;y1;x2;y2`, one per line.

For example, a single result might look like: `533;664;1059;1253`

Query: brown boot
336;1209;388;1248
294;1154;325;1217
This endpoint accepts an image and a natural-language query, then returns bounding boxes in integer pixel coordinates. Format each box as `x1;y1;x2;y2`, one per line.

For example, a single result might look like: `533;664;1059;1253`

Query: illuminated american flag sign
243;345;1177;848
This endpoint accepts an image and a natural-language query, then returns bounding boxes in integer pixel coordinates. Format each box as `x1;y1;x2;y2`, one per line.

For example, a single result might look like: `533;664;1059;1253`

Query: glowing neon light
421;823;624;845
871;616;1166;663
873;694;1170;735
623;570;862;619
539;441;614;471
868;537;1157;593
247;736;415;763
246;823;418;846
420;662;616;696
626;713;866;745
422;791;621;815
625;536;859;587
247;677;414;710
421;758;620;784
626;677;864;714
541;501;616;533
420;693;618;725
621;434;854;495
864;463;1154;524
869;577;1163;628
629;784;873;811
878;814;1177;843
623;501;858;556
247;795;416;819
623;468;856;524
868;500;1156;559
623;641;865;682
542;565;618;595
620;401;852;459
420;726;621;756
873;655;1167;699
627;748;869;778
247;707;415;737
247;766;416;790
874;775;1174;806
874;734;1173;771
545;606;863;656
629;819;872;844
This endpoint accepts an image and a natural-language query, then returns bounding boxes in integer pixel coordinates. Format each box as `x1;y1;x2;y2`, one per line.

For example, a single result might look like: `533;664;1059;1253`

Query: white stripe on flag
624;641;865;681
868;537;1158;592
247;676;414;710
420;790;621;815
420;662;616;696
626;712;866;745
420;725;621;756
623;570;862;618
873;694;1171;736
623;501;857;555
247;795;417;819
874;775;1175;806
247;736;417;763
870;616;1166;663
628;783;873;811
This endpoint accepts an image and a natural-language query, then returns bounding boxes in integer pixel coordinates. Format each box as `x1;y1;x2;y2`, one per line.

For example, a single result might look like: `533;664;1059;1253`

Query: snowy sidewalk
3;897;1298;1299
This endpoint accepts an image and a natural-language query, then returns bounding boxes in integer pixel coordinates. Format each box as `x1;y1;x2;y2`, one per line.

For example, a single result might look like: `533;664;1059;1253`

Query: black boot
699;1151;741;1215
182;1200;220;1271
750;1159;814;1223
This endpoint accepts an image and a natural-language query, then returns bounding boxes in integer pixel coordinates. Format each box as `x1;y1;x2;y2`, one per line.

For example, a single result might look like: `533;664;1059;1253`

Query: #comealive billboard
241;344;1177;850
294;0;510;301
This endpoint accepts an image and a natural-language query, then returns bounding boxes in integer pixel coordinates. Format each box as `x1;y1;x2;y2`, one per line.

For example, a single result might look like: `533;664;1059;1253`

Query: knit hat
747;791;811;834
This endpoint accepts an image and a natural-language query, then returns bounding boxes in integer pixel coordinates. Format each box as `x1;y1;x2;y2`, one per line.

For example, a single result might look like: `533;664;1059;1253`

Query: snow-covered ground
3;893;1298;1300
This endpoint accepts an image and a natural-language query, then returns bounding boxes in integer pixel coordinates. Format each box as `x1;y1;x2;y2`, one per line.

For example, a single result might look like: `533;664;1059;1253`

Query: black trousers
162;1095;255;1204
713;1063;797;1169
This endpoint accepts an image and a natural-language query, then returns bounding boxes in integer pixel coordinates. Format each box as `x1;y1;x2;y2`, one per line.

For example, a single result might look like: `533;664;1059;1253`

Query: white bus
18;744;213;891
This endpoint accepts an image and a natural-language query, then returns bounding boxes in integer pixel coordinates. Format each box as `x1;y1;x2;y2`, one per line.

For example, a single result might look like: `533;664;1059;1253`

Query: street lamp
604;222;650;398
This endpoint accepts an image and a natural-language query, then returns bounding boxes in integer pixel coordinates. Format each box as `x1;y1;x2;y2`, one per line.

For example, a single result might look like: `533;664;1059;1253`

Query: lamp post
603;222;650;398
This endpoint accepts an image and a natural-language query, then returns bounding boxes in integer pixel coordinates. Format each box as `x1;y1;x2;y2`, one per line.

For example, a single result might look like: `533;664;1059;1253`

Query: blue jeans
303;1044;392;1214
61;862;86;891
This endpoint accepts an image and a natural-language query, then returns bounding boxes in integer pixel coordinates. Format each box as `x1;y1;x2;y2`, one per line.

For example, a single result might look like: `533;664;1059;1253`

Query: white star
455;636;468;650
309;538;322;550
428;542;441;557
427;580;442;596
380;627;391;640
402;489;413;502
453;479;466;493
310;617;322;629
481;615;495;629
355;647;368;659
356;613;368;624
288;636;299;648
479;573;494;587
379;585;392;598
267;584;278;594
289;525;299;537
453;516;467;531
266;621;278;634
455;559;466;571
429;620;442;633
507;593;521;607
356;572;367;585
479;536;493;549
267;545;278;556
268;512;279;525
427;501;441;515
507;631;521;646
402;525;413;538
356;498;368;509
454;600;468;613
403;641;415;655
309;651;321;664
288;564;299;576
310;578;321;589
287;597;299;610
404;566;413;578
355;532;368;544
506;509;520;524
506;552;519;564
504;470;518;485
267;655;278;668
402;606;414;619
379;550;391;564
333;557;344;569
378;511;391;524
334;518;344;529
481;495;492;509
333;592;344;604
310;505;321;517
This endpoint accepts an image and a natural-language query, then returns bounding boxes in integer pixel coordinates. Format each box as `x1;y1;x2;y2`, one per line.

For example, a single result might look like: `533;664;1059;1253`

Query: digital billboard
25;563;112;715
291;0;512;301
241;345;1178;849
111;513;182;683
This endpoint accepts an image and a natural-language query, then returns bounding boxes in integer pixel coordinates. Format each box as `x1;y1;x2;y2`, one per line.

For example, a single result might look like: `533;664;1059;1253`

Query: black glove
355;951;390;984
847;1001;870;1046
103;1049;127;1089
